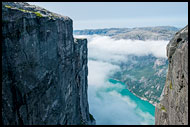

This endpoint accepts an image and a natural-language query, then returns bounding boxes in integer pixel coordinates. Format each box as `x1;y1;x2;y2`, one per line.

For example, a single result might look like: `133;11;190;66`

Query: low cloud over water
75;35;168;125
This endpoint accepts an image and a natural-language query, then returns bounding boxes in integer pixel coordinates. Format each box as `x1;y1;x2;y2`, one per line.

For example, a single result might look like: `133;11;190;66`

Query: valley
74;27;173;106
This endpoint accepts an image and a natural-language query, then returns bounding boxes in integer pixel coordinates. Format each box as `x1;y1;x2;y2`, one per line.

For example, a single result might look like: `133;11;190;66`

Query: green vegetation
160;105;167;112
157;104;167;112
5;5;12;8
170;81;172;89
34;12;43;17
110;55;168;104
18;8;30;13
89;113;95;121
4;5;58;19
5;5;43;18
18;8;43;17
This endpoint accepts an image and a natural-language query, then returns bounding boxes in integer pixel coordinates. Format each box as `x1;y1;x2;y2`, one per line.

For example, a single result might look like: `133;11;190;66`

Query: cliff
2;2;95;125
155;25;188;125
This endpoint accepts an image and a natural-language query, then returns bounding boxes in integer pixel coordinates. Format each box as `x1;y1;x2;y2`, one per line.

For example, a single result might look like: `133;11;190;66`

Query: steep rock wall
2;2;95;125
155;25;188;125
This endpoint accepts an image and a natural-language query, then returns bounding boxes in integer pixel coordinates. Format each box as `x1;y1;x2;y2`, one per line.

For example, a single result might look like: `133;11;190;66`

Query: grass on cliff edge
5;5;43;18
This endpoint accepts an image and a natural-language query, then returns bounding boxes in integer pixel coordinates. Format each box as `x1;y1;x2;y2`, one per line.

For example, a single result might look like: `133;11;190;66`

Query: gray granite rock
2;2;95;125
155;25;188;125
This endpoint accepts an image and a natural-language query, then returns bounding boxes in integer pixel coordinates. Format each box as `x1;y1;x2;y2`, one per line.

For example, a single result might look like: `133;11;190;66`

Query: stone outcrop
2;2;95;125
155;25;188;125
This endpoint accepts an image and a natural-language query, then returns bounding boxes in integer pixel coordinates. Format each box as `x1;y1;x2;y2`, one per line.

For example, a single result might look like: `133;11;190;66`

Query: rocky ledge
155;25;188;125
2;2;95;125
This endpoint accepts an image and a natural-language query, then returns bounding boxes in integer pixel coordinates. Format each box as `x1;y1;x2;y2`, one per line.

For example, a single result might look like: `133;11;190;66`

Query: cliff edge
2;2;95;125
155;25;188;125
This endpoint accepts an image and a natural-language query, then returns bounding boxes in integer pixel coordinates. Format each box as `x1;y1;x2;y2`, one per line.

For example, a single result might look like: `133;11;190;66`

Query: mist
75;35;168;125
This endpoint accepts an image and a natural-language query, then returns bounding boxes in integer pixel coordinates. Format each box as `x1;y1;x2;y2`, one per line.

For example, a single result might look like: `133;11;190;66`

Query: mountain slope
74;26;180;41
110;55;168;105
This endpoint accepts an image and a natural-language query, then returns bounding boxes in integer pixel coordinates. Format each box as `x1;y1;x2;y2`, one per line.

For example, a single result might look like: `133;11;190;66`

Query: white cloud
74;35;162;125
109;90;137;108
75;35;169;62
88;60;120;87
88;80;155;125
88;84;138;125
87;58;155;125
137;108;155;125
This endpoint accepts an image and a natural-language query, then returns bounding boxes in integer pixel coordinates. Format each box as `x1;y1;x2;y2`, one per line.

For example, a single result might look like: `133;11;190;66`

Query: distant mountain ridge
74;26;180;41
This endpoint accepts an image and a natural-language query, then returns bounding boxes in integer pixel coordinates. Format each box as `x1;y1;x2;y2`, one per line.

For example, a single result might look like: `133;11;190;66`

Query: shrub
89;113;95;121
34;12;43;17
5;5;12;8
5;5;43;18
161;105;167;112
170;81;172;89
18;8;29;12
18;8;43;18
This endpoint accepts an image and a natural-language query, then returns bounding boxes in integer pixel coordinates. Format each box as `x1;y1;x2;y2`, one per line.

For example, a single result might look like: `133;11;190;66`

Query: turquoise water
90;78;155;124
108;79;155;116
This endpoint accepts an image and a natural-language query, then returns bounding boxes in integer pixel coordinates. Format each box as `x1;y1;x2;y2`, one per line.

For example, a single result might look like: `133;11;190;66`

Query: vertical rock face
2;2;95;125
155;25;188;125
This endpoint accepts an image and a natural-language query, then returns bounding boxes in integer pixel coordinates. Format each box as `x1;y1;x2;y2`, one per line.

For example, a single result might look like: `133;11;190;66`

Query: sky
27;2;188;30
